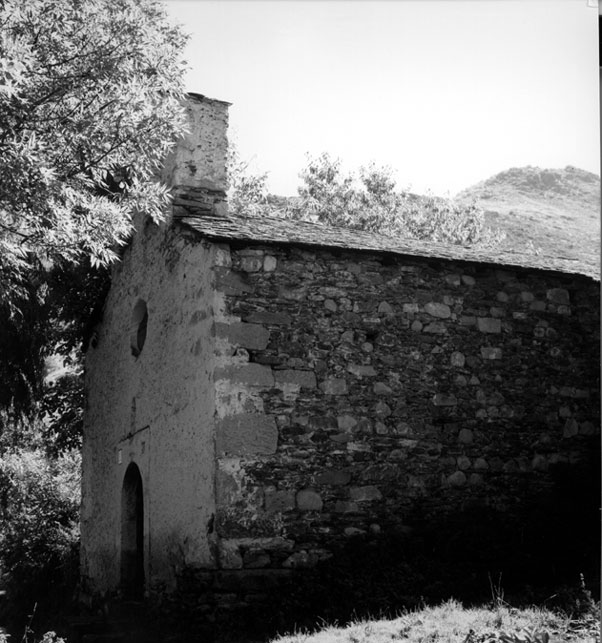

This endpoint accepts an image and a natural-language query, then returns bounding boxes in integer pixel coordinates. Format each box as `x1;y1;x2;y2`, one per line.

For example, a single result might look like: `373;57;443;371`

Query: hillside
456;166;600;276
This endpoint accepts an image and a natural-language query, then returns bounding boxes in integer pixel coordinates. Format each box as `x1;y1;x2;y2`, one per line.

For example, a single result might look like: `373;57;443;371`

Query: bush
0;447;80;623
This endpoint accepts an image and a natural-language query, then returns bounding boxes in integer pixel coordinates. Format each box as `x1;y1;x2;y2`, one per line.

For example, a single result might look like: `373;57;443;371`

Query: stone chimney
162;93;231;219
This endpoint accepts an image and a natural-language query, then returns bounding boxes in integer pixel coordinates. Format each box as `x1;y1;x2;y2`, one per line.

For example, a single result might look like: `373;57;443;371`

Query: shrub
0;447;80;622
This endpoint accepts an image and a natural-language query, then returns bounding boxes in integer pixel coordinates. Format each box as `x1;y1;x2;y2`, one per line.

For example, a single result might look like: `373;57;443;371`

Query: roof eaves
178;215;600;281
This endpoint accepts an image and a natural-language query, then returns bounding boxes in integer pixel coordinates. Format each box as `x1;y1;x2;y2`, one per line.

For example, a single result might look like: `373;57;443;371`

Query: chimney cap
187;92;232;107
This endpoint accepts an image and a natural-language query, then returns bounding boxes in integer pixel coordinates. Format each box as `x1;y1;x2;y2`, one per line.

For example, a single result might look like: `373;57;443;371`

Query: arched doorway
121;462;144;598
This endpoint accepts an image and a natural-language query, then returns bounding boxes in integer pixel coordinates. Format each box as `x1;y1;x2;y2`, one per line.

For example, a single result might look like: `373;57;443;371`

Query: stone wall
81;226;221;596
205;240;599;611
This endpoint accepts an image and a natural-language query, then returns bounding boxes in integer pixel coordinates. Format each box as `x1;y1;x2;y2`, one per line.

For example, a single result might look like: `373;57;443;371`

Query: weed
21;602;37;643
488;573;508;609
499;630;550;643
544;574;599;619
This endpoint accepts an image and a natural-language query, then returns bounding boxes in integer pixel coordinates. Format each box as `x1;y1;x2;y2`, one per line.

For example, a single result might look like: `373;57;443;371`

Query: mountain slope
456;166;600;275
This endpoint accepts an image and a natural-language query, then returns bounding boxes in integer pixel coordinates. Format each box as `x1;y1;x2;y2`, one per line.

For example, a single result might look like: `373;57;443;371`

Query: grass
270;600;600;643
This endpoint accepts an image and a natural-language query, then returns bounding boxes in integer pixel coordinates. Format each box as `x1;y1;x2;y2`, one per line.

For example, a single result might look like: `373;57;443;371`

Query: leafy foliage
296;153;502;246
35;260;110;452
227;141;272;218
0;255;109;443
44;260;111;360
0;0;186;440
0;0;189;303
229;151;503;247
40;371;84;456
0;446;80;621
0;279;47;416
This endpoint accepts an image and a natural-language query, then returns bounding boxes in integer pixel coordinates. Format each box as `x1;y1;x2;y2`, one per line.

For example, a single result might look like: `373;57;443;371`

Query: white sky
163;0;600;197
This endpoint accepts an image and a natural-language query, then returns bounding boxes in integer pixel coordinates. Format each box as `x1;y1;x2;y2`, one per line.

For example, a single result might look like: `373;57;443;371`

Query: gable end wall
81;223;223;595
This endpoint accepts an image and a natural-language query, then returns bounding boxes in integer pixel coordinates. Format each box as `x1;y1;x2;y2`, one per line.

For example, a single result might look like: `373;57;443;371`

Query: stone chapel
81;94;600;608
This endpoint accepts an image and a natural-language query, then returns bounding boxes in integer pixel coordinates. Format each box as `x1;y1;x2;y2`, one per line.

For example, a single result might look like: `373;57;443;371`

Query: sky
163;0;600;197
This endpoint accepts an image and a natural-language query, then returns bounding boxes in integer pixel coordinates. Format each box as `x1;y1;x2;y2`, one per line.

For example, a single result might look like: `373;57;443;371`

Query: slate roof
179;214;600;280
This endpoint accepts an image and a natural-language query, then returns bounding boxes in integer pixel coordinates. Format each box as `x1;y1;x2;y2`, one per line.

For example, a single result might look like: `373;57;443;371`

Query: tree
0;0;189;422
296;153;502;246
227;141;272;218
0;0;189;305
296;153;361;226
228;151;502;247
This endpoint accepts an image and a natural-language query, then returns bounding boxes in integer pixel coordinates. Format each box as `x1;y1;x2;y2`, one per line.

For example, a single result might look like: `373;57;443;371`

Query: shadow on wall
226;456;601;637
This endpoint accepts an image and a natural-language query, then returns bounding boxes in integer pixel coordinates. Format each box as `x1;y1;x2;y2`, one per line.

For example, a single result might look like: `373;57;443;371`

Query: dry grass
272;600;600;643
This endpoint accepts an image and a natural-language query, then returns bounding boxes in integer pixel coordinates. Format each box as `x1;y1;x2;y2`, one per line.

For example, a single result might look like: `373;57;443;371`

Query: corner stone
265;489;296;513
216;322;270;350
275;370;317;389
216;414;278;456
214;267;253;295
215;363;274;387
